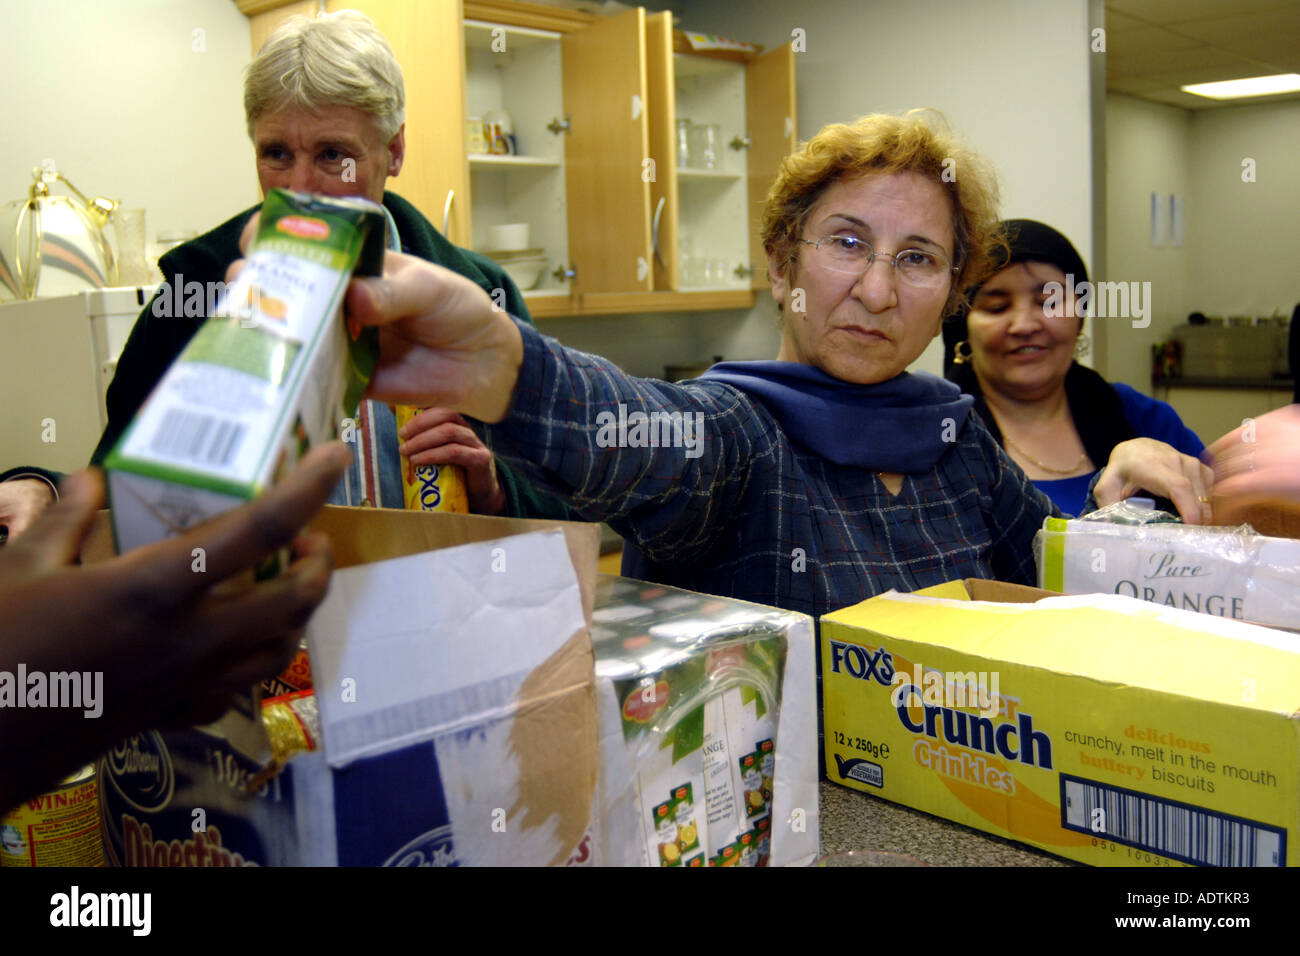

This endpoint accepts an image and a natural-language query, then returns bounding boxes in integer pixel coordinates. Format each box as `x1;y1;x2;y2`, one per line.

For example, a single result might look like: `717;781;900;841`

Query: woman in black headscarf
944;219;1206;516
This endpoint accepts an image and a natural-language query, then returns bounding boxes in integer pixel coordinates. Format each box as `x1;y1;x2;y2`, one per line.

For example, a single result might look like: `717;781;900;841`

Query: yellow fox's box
821;579;1299;868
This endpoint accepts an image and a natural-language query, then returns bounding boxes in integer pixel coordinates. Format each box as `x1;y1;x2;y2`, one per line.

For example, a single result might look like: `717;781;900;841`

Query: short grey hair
244;10;405;142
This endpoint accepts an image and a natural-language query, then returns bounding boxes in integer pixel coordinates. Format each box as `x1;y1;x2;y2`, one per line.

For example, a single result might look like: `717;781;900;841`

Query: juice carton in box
104;189;386;553
590;576;818;867
821;578;1300;867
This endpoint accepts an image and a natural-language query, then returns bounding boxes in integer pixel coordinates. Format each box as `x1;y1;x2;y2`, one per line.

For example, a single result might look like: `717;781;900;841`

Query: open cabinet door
339;0;470;246
562;8;654;293
645;11;679;292
745;43;797;291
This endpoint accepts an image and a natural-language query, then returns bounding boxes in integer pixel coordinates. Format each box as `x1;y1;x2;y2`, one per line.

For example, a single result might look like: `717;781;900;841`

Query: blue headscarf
699;360;973;473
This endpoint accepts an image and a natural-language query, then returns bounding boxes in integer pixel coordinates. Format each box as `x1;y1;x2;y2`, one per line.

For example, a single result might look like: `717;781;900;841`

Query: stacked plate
483;247;547;291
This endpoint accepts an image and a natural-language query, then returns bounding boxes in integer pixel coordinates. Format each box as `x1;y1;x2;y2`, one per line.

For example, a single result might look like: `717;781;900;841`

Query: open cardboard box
822;578;1299;867
87;505;603;866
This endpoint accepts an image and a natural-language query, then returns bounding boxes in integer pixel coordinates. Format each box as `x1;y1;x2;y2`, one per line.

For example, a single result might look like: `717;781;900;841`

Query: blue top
479;318;1063;619
1033;383;1205;516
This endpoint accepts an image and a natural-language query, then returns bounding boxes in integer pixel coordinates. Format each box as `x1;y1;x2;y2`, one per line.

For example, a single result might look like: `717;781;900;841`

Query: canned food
1;765;105;867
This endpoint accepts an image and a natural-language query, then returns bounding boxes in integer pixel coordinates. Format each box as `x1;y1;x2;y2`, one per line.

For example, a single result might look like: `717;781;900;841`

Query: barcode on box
149;408;247;468
1060;773;1284;867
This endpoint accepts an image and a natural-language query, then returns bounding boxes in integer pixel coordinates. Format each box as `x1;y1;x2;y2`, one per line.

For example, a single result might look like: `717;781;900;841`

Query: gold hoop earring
952;340;972;365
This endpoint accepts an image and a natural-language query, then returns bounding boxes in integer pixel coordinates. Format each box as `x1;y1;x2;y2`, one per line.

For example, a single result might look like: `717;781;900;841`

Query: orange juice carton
104;189;385;554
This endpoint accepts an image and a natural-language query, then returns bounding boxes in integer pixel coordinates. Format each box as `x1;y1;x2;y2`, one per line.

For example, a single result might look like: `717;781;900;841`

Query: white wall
1104;94;1192;395
1;0;258;255
669;0;1098;376
1186;101;1300;319
1102;95;1300;398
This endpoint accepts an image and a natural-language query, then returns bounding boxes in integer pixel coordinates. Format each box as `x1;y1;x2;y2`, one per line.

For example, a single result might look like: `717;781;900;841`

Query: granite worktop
818;780;1075;866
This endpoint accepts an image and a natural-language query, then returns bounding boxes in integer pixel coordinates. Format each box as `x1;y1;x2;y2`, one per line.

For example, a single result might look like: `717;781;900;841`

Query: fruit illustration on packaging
678;823;697;849
654;801;679;867
255;289;289;320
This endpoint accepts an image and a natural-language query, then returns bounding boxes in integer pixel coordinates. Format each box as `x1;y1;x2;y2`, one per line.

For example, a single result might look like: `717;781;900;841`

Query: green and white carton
105;190;386;554
588;575;818;867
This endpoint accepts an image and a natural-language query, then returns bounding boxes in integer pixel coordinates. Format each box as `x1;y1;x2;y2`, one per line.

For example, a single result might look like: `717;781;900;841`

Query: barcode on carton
1060;774;1284;867
149;408;247;467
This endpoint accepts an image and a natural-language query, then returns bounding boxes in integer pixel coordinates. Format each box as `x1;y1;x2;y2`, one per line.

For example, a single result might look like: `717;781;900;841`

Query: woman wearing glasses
339;113;1208;618
944;220;1206;516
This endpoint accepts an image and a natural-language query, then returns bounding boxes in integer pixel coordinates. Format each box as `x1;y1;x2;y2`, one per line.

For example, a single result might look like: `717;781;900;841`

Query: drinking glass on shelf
687;123;718;169
680;250;704;287
676;118;692;169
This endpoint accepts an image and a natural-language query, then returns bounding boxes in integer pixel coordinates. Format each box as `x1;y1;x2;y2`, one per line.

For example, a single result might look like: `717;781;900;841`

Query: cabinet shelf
470;153;562;168
526;288;755;318
676;167;741;181
464;19;561;47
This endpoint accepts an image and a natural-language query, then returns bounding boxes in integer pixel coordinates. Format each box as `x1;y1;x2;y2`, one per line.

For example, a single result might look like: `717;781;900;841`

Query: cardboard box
1036;516;1300;632
104;190;385;555
590;576;819;867
822;579;1299;867
91;506;603;866
1212;499;1300;540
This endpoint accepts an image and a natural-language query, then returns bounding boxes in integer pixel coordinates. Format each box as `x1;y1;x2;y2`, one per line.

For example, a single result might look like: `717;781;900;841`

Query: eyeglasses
799;235;957;289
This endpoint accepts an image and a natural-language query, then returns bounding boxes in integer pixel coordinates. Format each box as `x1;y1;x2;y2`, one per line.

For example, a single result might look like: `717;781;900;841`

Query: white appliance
1;287;155;473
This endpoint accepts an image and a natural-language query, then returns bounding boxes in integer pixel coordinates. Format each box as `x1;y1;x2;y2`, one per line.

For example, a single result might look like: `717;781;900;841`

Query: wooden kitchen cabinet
648;33;798;295
237;0;795;316
559;9;654;295
463;19;570;302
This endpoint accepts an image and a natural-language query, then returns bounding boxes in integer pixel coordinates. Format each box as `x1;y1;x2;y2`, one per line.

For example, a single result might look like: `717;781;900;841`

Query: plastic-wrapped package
589;576;818;867
1035;508;1300;632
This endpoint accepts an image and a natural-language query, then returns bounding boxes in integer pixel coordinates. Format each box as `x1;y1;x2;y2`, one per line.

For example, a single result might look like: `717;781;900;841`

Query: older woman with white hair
92;10;568;521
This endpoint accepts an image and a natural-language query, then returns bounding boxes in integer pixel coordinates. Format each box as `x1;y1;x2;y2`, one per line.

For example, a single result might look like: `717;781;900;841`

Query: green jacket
93;191;571;521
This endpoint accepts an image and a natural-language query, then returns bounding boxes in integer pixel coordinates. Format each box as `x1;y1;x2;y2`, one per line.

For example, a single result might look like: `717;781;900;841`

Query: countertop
1153;375;1293;391
818;780;1074;866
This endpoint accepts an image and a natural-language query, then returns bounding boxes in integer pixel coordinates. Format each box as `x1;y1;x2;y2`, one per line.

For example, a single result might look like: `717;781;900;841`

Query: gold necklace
1002;435;1089;476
